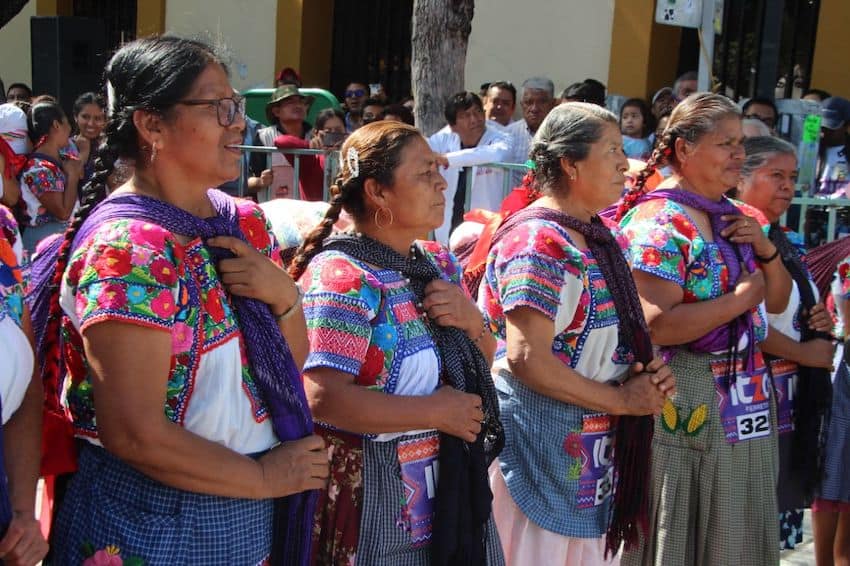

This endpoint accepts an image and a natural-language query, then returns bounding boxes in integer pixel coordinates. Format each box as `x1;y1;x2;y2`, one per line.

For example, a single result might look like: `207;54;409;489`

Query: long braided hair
288;121;424;280
36;37;227;460
614;92;741;221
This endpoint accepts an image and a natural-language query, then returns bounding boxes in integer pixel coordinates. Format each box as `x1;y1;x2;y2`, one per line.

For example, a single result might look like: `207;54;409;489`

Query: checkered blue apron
356;432;505;565
51;443;273;565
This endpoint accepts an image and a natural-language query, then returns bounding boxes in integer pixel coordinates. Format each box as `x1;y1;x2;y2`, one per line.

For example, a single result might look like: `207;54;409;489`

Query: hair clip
346;147;360;179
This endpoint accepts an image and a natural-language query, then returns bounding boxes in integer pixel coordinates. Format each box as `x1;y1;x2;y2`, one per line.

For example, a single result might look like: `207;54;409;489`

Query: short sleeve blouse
58;199;281;453
480;216;633;381
300;240;464;440
20;155;67;227
620;198;768;343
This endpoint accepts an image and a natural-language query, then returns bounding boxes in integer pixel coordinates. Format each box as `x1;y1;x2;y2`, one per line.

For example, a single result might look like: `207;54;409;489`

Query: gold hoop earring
374;207;394;229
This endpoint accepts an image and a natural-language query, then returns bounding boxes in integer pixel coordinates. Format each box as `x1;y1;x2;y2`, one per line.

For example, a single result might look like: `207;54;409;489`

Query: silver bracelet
274;286;304;323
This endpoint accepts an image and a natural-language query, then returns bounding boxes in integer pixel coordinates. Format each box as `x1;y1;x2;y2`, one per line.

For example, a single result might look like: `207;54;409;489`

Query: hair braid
288;185;346;281
614;132;672;221
40;143;115;412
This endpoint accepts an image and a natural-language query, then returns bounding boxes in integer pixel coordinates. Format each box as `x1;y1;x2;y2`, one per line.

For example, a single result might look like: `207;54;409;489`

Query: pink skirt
489;461;620;566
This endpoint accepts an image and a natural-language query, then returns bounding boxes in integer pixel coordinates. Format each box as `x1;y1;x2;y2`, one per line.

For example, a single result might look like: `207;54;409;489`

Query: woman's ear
559;156;577;181
362;178;388;210
132;109;164;149
674;137;691;165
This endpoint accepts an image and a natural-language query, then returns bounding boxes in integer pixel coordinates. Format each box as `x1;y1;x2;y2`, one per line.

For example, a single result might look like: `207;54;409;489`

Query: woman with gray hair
735;136;835;551
616;94;792;565
480;102;675;565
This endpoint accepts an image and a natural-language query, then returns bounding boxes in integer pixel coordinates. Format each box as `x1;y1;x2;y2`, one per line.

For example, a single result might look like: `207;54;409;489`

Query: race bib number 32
712;355;772;444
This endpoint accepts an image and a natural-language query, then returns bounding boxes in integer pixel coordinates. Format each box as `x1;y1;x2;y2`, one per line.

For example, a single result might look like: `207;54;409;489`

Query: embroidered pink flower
563;432;583;458
83;547;123;566
97;282;128;310
532;228;567;260
150;258;178;286
150;289;177;318
500;225;530;258
172;322;194;352
129;221;167;249
131;246;153;267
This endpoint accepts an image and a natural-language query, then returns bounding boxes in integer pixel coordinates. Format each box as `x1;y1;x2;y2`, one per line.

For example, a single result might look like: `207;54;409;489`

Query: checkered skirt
819;356;850;502
51;444;273;565
356;432;505;566
620;350;780;566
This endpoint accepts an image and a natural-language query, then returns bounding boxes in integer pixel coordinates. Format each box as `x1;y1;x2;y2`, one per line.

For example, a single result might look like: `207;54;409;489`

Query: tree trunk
411;0;474;137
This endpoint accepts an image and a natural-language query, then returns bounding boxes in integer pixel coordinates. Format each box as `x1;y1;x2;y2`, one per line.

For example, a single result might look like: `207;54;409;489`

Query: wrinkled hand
720;214;774;257
259;169;274;187
207;235;300;315
429;386;483;442
422;279;482;336
259;435;329;497
801;338;836;369
733;262;765;311
0;512;49;566
630;356;676;398
619;372;668;416
805;302;834;334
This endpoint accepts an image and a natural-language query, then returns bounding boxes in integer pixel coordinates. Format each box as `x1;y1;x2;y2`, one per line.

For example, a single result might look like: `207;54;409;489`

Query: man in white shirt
428;91;512;243
507;77;556;187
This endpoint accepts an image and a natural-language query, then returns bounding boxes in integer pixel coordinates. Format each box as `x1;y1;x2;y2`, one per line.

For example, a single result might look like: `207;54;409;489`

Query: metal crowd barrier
232;145;333;202
233;147;849;244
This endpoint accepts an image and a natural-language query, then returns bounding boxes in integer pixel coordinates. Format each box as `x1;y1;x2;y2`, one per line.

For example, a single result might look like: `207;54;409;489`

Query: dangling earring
374;207;394;229
150;141;160;164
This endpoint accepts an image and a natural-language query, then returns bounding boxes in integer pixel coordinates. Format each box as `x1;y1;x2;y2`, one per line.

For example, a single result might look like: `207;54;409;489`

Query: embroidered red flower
563;432;583;458
205;288;226;323
671;214;698;240
95;246;132;278
532;228;567;260
240;211;271;251
641;248;662;268
320;258;362;294
356;344;385;386
150;258;178;286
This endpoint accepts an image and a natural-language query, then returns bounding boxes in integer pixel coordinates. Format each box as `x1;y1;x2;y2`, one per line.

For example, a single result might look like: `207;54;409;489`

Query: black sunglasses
345;89;366;98
175;96;246;127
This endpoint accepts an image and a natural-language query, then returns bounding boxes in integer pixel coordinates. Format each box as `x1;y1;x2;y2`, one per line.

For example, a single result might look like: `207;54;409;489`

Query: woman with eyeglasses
29;36;328;564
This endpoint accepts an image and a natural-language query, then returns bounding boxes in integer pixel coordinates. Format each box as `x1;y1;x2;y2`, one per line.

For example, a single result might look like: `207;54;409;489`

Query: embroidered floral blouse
58;199;280;453
620;198;768;345
20;155;67;227
479;215;633;538
300;241;462;441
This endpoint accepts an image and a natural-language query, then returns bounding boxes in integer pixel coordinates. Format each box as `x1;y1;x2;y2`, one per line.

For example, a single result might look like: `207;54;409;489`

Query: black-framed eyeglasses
176;96;246;127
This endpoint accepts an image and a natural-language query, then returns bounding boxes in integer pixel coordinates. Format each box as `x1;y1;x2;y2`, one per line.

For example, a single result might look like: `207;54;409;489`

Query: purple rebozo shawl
637;189;760;373
27;189;315;566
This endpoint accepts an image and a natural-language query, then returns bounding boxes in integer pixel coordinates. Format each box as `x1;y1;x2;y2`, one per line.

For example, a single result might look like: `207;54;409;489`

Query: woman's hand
0;512;49;566
258;435;329;498
75;135;92;164
732;263;765;311
805;302;834;334
427;386;484;442
422;279;483;337
630;356;676;398
618;372;668;416
720;214;775;258
308;131;323;150
207;235;300;315
61;156;83;182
